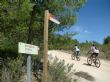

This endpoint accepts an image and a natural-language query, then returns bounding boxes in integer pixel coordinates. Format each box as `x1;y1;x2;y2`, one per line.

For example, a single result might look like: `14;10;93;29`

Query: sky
59;0;110;44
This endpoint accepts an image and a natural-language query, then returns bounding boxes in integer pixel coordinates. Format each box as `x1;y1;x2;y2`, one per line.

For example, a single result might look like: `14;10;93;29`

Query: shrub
48;57;76;82
0;56;25;82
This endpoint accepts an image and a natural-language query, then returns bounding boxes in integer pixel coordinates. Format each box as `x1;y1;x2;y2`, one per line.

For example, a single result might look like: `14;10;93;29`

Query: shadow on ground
83;63;92;66
83;63;96;68
74;71;95;81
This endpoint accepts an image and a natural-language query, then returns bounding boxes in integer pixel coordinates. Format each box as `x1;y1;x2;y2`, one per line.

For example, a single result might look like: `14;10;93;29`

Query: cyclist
88;44;99;58
94;46;99;58
87;45;100;67
74;44;80;56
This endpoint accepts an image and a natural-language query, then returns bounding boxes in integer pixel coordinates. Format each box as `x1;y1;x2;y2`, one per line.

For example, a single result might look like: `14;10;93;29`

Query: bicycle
71;50;80;61
87;53;101;68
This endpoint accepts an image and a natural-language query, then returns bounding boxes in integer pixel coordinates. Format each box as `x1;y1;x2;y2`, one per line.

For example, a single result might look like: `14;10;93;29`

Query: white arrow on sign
18;42;39;55
49;13;60;24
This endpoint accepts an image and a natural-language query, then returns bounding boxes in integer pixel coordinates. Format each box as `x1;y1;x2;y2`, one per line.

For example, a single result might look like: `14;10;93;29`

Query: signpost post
18;42;39;82
27;55;31;82
42;10;60;82
42;10;49;82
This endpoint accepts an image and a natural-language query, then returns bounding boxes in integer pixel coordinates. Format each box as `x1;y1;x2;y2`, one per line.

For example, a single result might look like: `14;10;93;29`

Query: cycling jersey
75;46;80;51
91;46;95;53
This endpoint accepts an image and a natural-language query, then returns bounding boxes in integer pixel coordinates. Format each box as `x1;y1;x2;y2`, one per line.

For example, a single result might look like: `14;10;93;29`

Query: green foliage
0;0;34;51
0;33;17;51
49;33;79;50
0;56;25;82
48;57;75;82
103;36;110;45
102;36;110;59
0;0;86;51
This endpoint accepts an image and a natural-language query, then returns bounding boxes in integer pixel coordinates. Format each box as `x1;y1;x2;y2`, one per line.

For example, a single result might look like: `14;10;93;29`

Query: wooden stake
42;10;49;82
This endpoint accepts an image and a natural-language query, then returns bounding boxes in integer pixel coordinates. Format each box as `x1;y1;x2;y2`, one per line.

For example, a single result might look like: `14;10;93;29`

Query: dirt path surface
48;50;110;82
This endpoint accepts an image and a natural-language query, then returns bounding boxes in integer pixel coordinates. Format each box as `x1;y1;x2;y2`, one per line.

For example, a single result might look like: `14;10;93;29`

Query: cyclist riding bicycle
88;44;99;58
87;44;100;68
73;44;80;56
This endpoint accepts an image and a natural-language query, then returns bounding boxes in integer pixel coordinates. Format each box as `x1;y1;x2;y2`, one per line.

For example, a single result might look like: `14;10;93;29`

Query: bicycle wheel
76;56;80;61
87;57;92;65
95;58;101;68
71;54;75;60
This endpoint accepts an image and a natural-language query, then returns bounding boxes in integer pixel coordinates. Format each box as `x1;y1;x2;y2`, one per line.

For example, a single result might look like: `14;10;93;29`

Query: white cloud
69;26;84;33
56;25;91;35
84;30;91;34
70;26;91;34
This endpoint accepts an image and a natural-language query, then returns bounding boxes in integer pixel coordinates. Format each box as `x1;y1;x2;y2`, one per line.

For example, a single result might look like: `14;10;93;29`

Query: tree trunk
27;5;36;44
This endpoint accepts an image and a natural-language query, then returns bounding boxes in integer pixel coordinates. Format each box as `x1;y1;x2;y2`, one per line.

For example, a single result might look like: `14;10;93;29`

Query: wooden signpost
42;10;60;82
42;10;49;82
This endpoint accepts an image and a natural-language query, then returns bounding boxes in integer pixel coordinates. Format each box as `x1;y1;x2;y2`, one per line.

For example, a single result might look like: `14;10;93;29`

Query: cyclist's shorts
76;51;80;55
92;53;98;58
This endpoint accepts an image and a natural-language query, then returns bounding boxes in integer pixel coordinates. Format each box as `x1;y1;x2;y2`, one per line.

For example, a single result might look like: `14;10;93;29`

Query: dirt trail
48;50;110;82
